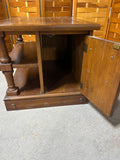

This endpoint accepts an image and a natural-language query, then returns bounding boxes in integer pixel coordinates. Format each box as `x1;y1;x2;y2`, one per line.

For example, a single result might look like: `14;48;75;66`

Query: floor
0;72;120;160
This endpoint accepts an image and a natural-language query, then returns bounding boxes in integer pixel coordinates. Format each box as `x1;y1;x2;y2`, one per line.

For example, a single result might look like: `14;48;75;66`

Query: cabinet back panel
42;35;68;61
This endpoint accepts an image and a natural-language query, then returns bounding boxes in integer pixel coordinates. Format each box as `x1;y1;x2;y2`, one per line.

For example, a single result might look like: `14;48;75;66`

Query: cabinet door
80;36;120;116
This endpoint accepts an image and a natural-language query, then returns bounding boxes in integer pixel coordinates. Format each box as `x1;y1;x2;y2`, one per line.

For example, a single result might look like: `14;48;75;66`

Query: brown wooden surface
44;0;73;17
4;60;88;111
74;0;112;38
71;35;85;81
40;0;45;17
13;61;80;97
43;61;80;93
0;34;19;96
0;63;12;71
0;0;12;51
0;34;11;63
5;94;87;111
6;0;41;42
80;36;120;116
10;35;68;67
106;0;120;42
36;33;44;93
14;67;40;96
5;30;90;35
6;0;73;42
9;42;37;67
3;71;19;96
7;0;40;18
42;35;68;61
0;17;100;112
0;17;100;32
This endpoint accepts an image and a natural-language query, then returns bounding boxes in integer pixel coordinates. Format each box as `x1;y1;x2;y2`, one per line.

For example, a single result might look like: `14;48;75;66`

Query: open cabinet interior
9;34;86;96
42;35;84;94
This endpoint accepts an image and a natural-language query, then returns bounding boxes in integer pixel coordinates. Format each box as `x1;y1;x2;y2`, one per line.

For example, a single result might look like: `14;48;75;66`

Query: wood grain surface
74;0;112;38
0;17;100;32
106;0;120;42
80;36;120;116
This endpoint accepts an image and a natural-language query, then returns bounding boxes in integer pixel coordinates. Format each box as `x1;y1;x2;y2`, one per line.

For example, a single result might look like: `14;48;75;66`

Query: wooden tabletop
0;17;100;33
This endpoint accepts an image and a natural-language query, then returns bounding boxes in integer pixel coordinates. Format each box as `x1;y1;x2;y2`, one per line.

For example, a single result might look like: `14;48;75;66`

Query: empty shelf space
43;61;80;94
9;42;38;68
13;61;80;97
14;67;40;96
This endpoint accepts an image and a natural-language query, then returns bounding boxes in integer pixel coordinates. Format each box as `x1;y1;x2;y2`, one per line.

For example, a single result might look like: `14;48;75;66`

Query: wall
6;0;41;42
0;0;12;51
44;0;73;17
73;0;112;38
106;0;120;42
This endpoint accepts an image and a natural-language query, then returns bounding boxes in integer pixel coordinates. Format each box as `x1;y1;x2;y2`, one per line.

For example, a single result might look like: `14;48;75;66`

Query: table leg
0;32;19;96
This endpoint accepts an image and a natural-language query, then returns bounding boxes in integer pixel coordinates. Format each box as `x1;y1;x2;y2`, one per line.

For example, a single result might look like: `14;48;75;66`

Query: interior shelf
14;61;80;97
9;42;38;68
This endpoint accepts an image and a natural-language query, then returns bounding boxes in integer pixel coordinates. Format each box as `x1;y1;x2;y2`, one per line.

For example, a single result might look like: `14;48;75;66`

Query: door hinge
113;44;120;50
80;82;83;89
84;43;88;52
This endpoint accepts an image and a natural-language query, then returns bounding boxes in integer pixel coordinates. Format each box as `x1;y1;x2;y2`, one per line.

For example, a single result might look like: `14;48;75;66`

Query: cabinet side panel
71;35;86;82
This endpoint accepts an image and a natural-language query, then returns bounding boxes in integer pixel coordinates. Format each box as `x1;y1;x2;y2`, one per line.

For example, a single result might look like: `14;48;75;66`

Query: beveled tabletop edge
0;17;100;33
